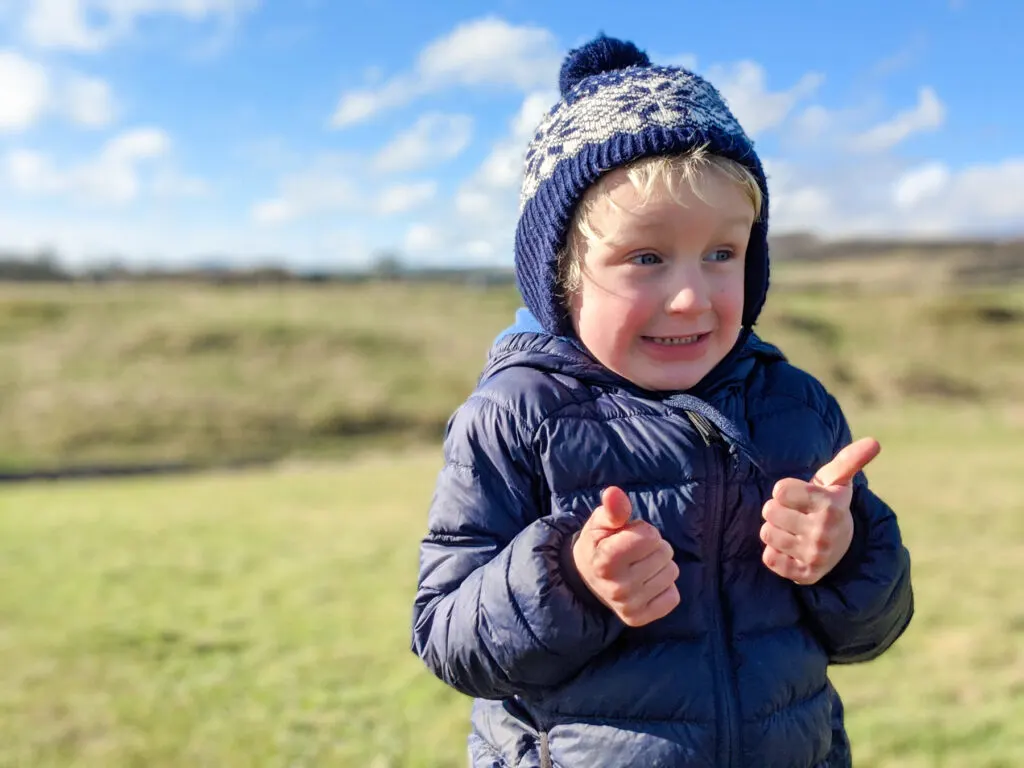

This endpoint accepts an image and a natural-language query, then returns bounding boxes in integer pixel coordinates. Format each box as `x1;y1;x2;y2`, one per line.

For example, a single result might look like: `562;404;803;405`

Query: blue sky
0;0;1021;270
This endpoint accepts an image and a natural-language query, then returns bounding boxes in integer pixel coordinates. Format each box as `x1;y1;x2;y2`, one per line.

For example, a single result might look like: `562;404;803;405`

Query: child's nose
665;278;712;314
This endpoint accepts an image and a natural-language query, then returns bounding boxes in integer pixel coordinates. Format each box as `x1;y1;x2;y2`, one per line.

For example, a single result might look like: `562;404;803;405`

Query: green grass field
1;404;1022;767
1;279;1022;766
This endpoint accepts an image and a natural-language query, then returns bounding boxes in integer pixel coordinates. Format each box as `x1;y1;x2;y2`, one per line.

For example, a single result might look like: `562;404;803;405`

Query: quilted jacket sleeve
796;396;914;664
411;392;624;700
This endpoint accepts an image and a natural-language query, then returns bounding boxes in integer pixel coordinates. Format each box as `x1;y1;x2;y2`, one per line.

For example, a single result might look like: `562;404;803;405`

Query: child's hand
760;438;881;585
572;486;680;627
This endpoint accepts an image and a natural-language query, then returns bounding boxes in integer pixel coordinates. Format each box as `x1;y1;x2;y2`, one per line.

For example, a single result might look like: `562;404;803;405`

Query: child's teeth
651;335;700;345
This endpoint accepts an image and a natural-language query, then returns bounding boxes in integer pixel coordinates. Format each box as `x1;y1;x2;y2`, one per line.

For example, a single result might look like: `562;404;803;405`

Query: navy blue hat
514;34;771;336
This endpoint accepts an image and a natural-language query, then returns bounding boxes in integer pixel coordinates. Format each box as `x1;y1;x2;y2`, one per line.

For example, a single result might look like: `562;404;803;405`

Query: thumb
813;437;881;488
586;486;633;533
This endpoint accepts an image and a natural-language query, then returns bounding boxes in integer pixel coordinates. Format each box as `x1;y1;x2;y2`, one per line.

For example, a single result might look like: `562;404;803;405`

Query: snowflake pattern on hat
519;66;748;211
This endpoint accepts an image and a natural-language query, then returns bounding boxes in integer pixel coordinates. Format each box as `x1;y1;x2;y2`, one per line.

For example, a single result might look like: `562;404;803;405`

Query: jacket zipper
689;411;742;768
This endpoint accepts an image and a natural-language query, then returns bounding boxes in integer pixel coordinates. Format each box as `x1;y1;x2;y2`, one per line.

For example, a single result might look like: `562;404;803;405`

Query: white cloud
375;181;436;215
893;162;950;208
252;143;442;224
152;167;209;198
4;127;188;205
373;113;473;173
849;87;945;153
6;150;59;192
251;131;449;224
764;155;1024;237
331;77;414;128
24;0;107;51
465;239;494;259
762;158;835;232
0;206;373;270
917;159;1024;227
869;36;928;78
0;50;50;130
22;0;258;52
416;16;558;90
403;90;556;264
403;223;443;254
790;105;832;143
707;61;824;137
114;0;256;24
251;199;293;225
510;90;555;140
251;157;359;225
0;49;119;131
105;127;169;158
457;89;554;210
61;72;116;127
331;16;560;127
783;101;888;156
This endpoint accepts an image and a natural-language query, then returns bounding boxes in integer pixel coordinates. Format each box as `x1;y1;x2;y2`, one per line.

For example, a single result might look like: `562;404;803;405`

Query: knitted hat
514;34;771;336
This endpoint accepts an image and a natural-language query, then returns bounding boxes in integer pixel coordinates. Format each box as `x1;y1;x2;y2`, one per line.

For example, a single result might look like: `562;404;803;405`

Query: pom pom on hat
558;34;651;96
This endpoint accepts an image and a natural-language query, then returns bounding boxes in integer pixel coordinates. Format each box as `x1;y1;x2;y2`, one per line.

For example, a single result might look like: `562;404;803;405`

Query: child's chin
633;365;710;392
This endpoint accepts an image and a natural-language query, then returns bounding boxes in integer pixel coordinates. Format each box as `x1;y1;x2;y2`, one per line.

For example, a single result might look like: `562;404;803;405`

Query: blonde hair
557;145;763;296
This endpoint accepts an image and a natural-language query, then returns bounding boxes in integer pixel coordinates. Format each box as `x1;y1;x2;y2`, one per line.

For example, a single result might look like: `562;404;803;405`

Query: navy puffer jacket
412;323;913;767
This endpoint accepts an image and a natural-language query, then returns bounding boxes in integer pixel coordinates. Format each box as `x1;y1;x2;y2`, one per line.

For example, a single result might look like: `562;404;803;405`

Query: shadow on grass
0;456;280;484
91;628;248;661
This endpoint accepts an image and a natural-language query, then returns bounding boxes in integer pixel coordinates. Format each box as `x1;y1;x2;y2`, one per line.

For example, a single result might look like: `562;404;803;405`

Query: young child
411;34;913;768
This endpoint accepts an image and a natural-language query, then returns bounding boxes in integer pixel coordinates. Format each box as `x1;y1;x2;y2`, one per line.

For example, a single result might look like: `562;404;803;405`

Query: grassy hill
0;260;1022;473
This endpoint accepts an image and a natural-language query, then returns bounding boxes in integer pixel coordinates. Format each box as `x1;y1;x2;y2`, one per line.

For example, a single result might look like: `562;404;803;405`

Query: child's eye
630;252;662;266
705;248;735;263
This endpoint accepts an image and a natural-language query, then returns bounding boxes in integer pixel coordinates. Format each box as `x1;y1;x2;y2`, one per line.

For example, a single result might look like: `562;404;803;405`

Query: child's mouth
643;333;709;346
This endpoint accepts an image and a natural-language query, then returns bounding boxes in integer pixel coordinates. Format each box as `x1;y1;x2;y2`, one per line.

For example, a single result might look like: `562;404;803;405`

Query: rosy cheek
580;294;630;363
610;294;648;333
712;274;744;312
721;286;742;315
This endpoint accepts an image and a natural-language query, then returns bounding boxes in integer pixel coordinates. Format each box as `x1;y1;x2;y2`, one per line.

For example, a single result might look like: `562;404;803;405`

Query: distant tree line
0;249;517;287
1;236;1022;285
0;250;68;281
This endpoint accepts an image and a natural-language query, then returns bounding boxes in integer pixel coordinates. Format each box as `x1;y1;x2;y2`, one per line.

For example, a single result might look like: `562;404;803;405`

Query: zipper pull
687;411;721;447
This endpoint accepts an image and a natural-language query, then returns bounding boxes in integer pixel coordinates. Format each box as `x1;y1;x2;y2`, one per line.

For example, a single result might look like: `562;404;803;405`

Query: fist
760;437;881;585
572;487;680;627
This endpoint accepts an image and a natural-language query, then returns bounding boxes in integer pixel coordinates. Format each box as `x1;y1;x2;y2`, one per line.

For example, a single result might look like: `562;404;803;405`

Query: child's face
568;167;754;392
